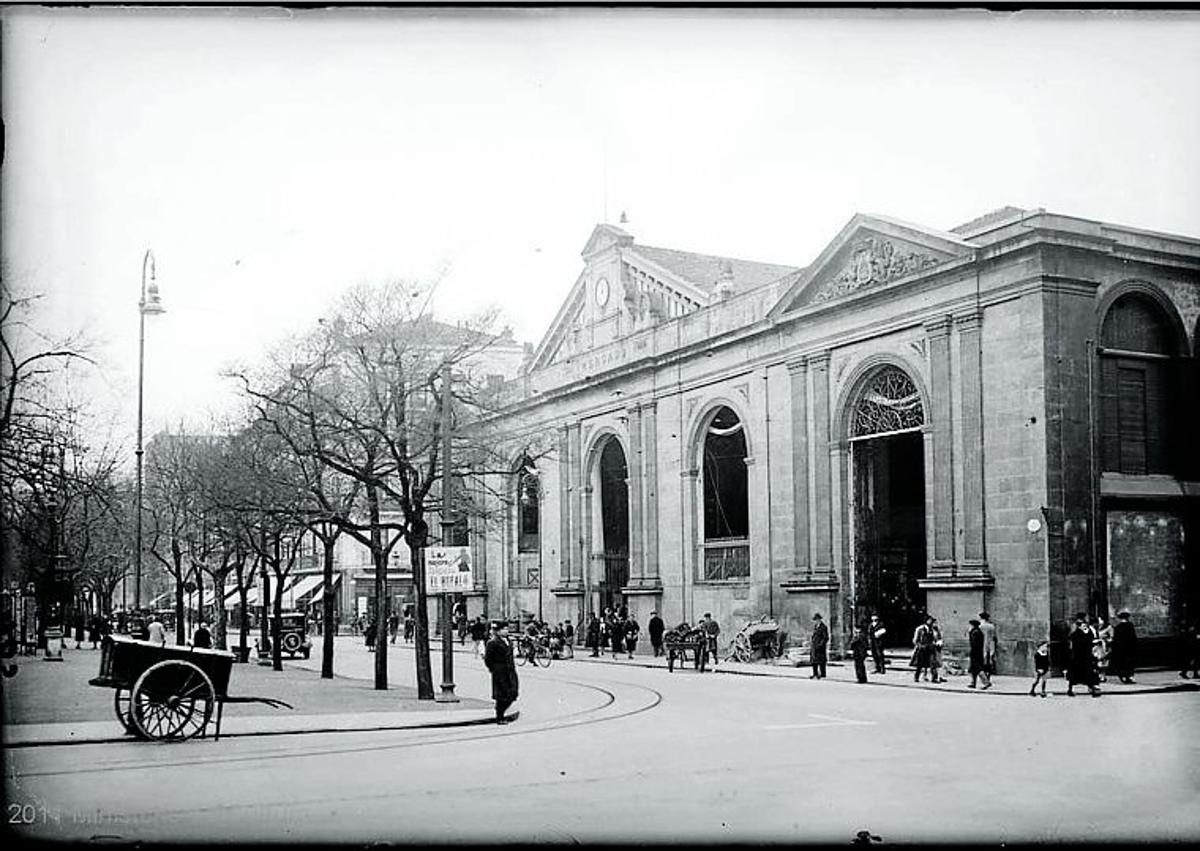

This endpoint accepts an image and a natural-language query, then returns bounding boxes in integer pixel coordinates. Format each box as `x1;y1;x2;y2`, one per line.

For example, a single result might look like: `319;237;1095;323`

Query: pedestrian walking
388;612;399;644
192;622;212;649
702;613;721;670
469;616;489;658
979;611;997;687
1110;611;1138;684
624;616;640;659
147;616;167;646
1067;613;1101;697
809;613;829;679
87;615;103;649
586;613;601;657
563;619;574;648
648;611;665;657
483;622;519;725
73;613;85;649
910;616;934;683
403;613;414;643
967;618;985;689
1179;623;1200;679
849;626;869;684
364;618;378;651
868;614;887;674
928;617;944;683
1029;639;1050;697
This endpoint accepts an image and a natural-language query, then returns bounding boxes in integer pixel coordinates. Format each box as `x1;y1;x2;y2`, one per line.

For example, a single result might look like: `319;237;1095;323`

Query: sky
4;7;1200;457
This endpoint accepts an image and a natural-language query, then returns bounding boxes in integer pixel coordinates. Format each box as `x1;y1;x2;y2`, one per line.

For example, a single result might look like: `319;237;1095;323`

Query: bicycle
516;634;552;668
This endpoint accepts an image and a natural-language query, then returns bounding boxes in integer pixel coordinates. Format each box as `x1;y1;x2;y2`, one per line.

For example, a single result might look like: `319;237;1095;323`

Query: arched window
516;460;540;553
1099;295;1175;475
702;406;749;580
853;366;925;437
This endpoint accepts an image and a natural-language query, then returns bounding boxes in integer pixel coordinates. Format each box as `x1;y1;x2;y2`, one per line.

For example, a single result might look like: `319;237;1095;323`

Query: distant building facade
478;207;1199;673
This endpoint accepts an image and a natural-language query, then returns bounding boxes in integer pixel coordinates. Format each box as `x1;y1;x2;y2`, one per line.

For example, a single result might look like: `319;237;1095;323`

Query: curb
564;654;1199;696
4;710;505;749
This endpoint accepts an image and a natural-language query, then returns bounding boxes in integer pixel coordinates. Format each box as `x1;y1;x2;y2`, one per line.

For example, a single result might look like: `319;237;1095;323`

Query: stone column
569;422;585;586
925;316;956;575
643;401;660;582
627;404;644;584
558;425;572;582
810;352;834;577
786;358;811;575
956;310;988;575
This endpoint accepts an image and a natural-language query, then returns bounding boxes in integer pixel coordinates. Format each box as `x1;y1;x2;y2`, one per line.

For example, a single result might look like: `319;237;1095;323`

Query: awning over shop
297;573;341;606
283;574;323;608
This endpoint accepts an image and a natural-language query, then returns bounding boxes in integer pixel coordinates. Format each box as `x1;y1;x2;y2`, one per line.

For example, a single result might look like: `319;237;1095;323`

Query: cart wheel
535;644;552;668
282;632;302;654
516;643;529;666
113;688;142;737
130;659;215;742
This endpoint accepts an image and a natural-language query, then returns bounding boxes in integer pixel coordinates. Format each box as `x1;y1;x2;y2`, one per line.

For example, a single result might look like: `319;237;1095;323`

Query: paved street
5;637;1200;844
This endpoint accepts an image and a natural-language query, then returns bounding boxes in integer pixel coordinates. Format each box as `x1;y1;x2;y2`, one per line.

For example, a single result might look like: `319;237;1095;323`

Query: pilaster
925;316;956;575
786;358;811;576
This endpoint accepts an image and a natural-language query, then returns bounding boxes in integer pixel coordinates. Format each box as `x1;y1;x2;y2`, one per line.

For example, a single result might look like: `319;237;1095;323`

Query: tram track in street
8;674;664;779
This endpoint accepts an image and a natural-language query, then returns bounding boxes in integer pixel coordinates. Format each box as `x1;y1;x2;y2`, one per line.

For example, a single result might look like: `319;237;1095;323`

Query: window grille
853;367;925;437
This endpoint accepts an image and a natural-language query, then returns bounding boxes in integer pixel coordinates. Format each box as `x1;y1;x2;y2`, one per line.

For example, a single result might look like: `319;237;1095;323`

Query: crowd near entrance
849;366;928;646
598;436;629;614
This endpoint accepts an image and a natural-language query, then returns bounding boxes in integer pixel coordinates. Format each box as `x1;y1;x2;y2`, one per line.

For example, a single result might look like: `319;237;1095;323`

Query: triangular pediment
528;273;588;370
581;223;635;260
769;214;977;316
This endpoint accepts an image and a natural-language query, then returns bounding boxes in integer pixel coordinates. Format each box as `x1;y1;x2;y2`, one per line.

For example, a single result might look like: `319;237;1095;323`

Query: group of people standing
1062;610;1139;697
583;607;641;659
70;613;112;649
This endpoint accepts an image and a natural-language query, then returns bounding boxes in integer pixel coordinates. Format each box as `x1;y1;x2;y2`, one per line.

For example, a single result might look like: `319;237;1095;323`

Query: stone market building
476;207;1199;673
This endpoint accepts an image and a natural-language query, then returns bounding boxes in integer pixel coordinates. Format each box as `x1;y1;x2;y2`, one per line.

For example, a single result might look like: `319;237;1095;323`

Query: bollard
43;627;64;662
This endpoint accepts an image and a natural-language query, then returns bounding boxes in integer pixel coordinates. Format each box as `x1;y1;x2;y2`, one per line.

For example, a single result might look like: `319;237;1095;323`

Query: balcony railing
702;539;750;581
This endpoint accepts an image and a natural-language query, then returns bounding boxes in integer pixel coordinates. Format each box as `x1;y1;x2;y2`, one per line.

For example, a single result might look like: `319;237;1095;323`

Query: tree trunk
172;540;186;644
236;560;250;654
321;537;336;679
272;569;284;672
367;483;388;690
259;551;271;656
195;569;205;632
409;534;434;700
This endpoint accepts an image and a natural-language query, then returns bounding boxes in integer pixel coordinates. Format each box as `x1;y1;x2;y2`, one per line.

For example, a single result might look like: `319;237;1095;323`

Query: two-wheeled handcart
88;635;292;742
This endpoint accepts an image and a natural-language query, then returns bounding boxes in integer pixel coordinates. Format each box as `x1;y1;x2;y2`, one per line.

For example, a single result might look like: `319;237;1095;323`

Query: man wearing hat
966;618;985;688
809;613;829;679
483;621;520;724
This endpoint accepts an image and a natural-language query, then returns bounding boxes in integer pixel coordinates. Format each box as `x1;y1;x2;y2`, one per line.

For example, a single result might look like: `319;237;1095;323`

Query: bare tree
233;280;512;696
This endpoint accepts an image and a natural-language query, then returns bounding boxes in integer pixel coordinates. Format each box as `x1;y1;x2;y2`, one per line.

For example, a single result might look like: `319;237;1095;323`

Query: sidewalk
1;642;495;747
555;644;1199;696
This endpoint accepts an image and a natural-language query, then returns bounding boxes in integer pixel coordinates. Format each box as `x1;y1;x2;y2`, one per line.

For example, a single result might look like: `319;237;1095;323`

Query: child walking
1029;640;1050;697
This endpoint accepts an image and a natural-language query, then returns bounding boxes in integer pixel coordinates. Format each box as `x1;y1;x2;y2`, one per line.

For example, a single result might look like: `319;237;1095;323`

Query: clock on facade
595;277;610;307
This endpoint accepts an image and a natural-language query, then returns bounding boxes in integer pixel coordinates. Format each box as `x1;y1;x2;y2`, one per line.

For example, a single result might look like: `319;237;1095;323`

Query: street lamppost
135;249;165;611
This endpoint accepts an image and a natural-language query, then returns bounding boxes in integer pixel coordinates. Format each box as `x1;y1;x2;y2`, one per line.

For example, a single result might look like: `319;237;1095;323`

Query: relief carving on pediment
812;237;941;304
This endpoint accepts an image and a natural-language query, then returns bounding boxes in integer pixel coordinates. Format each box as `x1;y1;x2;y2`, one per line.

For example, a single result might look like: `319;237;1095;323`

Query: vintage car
274;611;312;659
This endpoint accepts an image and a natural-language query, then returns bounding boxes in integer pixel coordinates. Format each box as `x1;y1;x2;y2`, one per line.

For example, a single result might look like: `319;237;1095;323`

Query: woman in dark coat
586;615;601;657
1067;614;1100;696
87;616;103;649
1109;612;1138;684
624;616;640;659
967;619;986;689
483;623;519;724
73;614;86;649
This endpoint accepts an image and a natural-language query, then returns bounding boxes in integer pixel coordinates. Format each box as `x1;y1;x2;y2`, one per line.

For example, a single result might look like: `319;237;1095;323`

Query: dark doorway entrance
598;438;629;613
852;431;927;646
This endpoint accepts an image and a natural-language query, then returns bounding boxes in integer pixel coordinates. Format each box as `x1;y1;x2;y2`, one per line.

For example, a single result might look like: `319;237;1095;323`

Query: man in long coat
868;614;887;674
484;622;519;724
1110;611;1138;684
648;611;666;657
967;619;985;689
978;611;998;687
809;613;829;679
